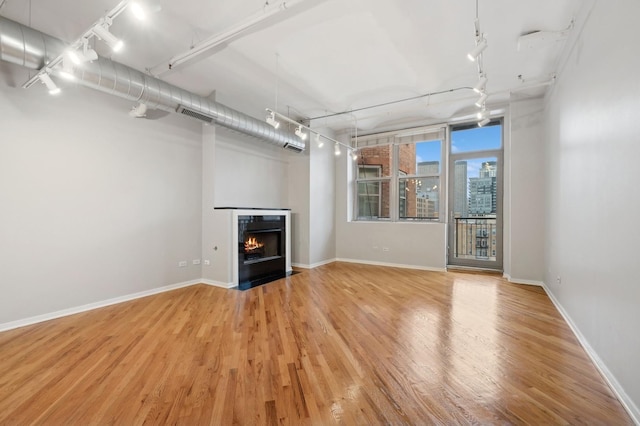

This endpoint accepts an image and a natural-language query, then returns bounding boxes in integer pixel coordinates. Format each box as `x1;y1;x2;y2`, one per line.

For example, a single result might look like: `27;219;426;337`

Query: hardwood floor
0;262;632;424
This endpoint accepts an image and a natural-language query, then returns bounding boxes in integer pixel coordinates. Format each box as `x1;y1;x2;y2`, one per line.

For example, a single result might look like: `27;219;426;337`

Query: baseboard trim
291;258;337;269
503;274;545;287
542;284;640;424
0;279;202;333
336;258;446;273
200;279;234;289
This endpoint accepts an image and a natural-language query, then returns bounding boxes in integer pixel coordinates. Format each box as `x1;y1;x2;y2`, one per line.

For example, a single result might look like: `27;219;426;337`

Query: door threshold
446;265;503;275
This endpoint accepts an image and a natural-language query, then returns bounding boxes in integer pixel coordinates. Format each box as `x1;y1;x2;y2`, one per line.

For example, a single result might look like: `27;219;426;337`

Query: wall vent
0;16;305;152
176;105;214;123
283;142;304;153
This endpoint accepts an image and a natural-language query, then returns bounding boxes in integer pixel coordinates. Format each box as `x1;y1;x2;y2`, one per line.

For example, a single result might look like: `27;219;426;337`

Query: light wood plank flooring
0;262;632;424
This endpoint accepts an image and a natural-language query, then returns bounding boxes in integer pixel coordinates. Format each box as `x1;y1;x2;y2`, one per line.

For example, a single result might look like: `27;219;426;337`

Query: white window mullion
391;144;399;221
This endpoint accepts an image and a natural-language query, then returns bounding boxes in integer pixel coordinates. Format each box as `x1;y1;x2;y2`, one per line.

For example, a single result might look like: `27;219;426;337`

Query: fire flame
244;237;264;251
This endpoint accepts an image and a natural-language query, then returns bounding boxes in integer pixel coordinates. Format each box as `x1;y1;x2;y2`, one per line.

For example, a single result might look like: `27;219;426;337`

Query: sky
415;124;502;177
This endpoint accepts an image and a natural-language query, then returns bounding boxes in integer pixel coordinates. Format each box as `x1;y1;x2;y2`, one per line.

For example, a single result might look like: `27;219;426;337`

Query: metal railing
454;217;497;261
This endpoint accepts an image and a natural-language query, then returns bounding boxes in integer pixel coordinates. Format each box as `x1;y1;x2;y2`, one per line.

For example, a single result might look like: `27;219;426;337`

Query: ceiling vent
283;142;305;153
176;105;214;123
0;16;305;152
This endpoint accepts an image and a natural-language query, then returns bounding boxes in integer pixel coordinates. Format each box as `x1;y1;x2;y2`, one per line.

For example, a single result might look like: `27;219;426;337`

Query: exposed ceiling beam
148;0;314;77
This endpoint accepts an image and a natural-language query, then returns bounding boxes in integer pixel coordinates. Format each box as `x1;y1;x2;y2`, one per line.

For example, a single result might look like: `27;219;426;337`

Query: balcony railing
454;217;497;261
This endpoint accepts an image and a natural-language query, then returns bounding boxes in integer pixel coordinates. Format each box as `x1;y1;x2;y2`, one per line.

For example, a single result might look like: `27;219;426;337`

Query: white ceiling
0;0;582;133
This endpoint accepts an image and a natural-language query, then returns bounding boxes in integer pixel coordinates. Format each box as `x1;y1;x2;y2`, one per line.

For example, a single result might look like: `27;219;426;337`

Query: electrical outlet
204;259;210;266
192;259;201;265
178;261;187;267
556;275;561;285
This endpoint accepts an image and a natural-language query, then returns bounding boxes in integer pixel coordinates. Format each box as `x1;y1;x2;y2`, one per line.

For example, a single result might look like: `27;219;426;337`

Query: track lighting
477;108;490;127
473;76;487;94
265;111;280;129
467;38;487;62
130;2;147;20
475;92;488;108
351;149;358;161
92;24;123;52
295;125;307;141
66;41;98;65
22;0;134;93
67;49;98;65
334;143;341;156
130;1;161;20
66;50;82;65
58;58;76;81
315;133;324;148
129;102;148;118
39;73;60;95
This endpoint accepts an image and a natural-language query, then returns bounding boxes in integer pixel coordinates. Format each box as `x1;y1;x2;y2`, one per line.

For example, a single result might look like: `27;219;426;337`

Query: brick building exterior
357;144;417;218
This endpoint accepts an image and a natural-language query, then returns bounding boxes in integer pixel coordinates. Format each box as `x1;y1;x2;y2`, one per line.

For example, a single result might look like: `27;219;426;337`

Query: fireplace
237;214;286;289
209;208;291;289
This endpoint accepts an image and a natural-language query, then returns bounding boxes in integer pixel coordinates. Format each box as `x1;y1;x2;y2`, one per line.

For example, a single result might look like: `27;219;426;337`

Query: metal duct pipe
0;16;305;152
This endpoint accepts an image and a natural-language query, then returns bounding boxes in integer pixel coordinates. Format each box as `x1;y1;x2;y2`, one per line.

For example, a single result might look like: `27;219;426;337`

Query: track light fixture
478;117;491;127
58;57;76;81
39;73;60;95
23;0;137;93
467;38;487;62
66;40;98;65
466;2;493;116
130;2;147;20
265;108;357;155
473;76;487;94
129;1;161;21
265;111;280;129
92;23;123;52
477;108;490;127
129;102;148;118
475;92;488;108
295;125;307;141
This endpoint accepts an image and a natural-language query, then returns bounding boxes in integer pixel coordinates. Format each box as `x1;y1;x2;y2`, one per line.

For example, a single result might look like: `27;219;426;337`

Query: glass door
448;123;503;270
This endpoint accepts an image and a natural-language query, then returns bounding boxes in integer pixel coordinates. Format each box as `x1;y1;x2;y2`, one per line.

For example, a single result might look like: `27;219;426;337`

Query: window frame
353;125;446;223
396;140;442;222
356;165;388;220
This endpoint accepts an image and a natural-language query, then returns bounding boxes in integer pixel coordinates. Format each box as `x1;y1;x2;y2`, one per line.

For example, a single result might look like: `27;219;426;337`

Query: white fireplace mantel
209;208;291;287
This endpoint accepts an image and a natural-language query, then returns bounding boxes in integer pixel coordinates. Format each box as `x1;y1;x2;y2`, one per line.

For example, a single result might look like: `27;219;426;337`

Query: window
353;126;445;222
398;140;441;221
398;171;407;218
451;124;502;153
357;165;388;219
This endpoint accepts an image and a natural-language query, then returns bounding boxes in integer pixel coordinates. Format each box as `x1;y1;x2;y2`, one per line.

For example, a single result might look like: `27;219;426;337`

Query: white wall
213;127;290;209
544;0;640;418
201;125;218;281
288;145;311;266
0;74;203;325
309;128;336;266
287;127;336;268
507;98;545;283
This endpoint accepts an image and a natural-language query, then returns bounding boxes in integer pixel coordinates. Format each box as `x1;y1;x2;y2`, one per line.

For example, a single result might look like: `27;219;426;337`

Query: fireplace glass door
242;230;281;262
237;215;286;289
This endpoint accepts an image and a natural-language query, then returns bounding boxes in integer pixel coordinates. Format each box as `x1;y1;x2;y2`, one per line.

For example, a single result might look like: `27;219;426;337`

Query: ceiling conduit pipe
0;16;305;152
